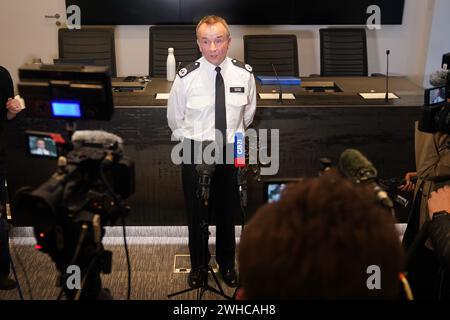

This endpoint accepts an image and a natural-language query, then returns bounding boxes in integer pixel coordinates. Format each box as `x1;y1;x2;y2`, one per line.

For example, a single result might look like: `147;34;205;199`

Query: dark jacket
429;215;450;268
0;66;13;134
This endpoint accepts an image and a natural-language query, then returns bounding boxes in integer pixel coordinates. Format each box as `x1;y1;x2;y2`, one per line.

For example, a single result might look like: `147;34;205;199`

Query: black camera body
15;139;134;251
14;135;134;299
419;86;450;134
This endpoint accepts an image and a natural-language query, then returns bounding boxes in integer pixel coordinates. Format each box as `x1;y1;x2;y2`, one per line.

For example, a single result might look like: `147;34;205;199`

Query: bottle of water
167;48;176;82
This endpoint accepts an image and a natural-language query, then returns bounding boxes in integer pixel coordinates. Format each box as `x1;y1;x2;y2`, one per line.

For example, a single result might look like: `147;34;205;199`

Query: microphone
237;167;248;208
339;149;394;209
271;63;283;104
385;50;390;102
196;164;215;206
430;69;449;87
71;130;123;149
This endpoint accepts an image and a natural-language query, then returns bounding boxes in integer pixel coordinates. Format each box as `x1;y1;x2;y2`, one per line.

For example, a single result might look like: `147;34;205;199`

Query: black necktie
215;66;226;143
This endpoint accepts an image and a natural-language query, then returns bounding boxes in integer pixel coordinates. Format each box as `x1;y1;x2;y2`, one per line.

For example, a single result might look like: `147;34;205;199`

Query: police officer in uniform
167;15;256;288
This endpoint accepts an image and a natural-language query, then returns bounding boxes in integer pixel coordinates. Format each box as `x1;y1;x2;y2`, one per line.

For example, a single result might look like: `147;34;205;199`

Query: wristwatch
431;210;449;221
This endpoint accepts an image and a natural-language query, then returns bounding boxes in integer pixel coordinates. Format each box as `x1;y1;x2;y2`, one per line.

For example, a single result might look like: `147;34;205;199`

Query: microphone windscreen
430;70;449;87
72;130;123;145
339;149;378;181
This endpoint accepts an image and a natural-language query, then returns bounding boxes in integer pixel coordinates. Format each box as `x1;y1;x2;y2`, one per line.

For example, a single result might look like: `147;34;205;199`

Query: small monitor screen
51;100;82;118
266;183;287;203
27;134;58;159
425;86;447;106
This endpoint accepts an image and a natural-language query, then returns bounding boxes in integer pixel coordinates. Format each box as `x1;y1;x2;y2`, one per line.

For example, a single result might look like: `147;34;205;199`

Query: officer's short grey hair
196;15;231;39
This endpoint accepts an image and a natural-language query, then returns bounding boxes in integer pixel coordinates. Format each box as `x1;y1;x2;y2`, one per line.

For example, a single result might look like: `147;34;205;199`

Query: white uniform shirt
32;148;50;155
167;56;257;144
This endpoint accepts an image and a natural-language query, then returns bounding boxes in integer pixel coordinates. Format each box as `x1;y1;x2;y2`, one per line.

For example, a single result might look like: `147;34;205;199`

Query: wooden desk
112;76;423;107
6;77;422;226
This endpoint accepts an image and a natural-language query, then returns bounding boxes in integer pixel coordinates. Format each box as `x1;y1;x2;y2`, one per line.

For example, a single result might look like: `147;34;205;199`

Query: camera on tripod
12;63;135;300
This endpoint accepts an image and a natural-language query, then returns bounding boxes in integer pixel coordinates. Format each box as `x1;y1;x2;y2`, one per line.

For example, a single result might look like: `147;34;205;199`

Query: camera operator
237;170;405;299
427;185;450;269
0;66;23;290
401;120;450;299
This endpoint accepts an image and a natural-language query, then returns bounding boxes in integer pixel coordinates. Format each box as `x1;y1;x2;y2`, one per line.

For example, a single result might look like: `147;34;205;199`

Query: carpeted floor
0;227;240;300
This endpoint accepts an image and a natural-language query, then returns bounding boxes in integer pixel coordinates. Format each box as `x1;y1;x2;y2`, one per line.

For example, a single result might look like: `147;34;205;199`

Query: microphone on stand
385;50;390;102
196;164;215;206
272;63;283;104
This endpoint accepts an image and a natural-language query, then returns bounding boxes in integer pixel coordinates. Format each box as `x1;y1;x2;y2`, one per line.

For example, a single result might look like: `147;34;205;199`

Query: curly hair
238;170;405;299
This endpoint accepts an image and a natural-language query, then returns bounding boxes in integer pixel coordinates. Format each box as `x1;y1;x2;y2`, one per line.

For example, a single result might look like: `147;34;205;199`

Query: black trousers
181;140;240;270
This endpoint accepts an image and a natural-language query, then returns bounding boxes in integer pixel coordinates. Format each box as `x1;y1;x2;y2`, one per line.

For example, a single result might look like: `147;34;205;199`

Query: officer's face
197;22;231;66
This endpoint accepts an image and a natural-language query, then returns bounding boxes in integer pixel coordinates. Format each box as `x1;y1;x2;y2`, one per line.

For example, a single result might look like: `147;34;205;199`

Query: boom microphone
339;149;394;210
430;69;449;87
72;130;123;148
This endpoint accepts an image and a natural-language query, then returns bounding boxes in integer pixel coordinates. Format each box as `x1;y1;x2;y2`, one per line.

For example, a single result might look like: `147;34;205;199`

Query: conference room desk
7;77;423;226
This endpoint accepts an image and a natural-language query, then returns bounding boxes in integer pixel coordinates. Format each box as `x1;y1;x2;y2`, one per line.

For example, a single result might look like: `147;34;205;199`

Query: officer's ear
196;39;202;53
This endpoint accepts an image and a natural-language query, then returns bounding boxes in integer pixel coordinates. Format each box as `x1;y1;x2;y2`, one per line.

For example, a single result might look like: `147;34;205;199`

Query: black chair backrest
320;28;368;77
149;25;201;78
243;35;299;77
58;28;116;77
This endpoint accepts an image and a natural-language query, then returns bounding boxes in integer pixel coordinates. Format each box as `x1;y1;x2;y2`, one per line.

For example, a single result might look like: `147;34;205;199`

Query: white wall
0;0;442;89
423;0;450;88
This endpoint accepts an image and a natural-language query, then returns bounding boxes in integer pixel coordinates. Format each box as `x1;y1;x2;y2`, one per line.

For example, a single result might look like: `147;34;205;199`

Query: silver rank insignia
179;68;187;77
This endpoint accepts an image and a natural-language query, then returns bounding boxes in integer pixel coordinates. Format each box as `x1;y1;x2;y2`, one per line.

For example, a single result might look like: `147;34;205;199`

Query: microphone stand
168;164;232;300
272;63;283;105
232;166;248;299
385;50;390;102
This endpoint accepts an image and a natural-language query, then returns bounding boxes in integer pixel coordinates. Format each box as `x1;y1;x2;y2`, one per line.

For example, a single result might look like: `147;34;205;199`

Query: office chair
243;35;299;77
319;28;368;77
58;28;117;77
149;25;201;78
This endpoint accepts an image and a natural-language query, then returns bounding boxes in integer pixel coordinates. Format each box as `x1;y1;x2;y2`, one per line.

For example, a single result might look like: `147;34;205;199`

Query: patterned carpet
0;227;240;300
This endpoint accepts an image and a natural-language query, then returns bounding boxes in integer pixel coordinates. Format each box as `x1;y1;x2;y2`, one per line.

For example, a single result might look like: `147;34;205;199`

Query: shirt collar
201;56;230;75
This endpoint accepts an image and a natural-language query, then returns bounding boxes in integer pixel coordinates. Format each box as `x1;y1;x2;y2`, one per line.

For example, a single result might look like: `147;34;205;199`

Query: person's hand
6;97;23;120
398;172;417;192
428;185;450;219
6;98;22;114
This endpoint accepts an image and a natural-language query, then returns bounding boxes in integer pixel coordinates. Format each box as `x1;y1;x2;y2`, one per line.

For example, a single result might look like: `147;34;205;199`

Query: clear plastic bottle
166;48;176;82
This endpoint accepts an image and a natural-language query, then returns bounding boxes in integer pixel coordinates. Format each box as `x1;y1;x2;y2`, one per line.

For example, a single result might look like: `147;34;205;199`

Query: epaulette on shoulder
231;59;253;73
178;61;200;78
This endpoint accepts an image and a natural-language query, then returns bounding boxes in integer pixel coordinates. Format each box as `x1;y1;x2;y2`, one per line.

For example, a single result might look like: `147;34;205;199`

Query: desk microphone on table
385;50;390;102
272;63;283;104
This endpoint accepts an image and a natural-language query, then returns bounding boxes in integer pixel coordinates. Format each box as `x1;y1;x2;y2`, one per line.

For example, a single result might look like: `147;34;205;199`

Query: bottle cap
168;48;174;53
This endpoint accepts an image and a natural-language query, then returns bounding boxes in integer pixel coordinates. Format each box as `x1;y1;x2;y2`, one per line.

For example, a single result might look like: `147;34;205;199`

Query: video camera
13;64;135;300
419;85;450;134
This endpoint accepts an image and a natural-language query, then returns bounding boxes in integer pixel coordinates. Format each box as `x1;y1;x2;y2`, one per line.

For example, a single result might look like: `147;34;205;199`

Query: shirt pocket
187;95;211;110
227;94;248;108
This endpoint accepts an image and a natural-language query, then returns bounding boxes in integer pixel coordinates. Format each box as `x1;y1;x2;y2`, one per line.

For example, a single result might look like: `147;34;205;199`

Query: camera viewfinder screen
428;86;447;106
28;136;58;158
266;183;287;203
